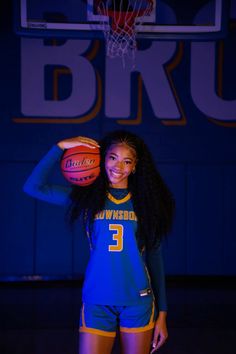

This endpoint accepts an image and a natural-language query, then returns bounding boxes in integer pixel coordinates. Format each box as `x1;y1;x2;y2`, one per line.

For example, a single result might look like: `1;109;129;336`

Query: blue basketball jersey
82;189;152;306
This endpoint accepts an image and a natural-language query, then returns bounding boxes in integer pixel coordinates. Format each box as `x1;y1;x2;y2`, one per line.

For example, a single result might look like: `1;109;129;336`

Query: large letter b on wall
21;38;96;117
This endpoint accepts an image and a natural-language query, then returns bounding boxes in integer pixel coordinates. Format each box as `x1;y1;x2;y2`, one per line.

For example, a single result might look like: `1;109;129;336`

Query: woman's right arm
23;136;100;206
23;145;72;206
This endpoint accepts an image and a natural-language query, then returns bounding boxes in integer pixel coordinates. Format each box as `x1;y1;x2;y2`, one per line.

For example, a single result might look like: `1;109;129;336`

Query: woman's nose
114;160;124;169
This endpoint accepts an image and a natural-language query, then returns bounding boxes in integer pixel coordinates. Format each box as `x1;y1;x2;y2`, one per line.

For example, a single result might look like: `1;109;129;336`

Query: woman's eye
109;155;115;160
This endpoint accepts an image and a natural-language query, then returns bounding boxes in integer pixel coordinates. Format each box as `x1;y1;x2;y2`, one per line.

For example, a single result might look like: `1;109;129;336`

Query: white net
96;0;154;63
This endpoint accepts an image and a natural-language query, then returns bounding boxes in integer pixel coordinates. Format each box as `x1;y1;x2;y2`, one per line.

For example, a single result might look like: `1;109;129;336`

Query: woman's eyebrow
108;152;134;160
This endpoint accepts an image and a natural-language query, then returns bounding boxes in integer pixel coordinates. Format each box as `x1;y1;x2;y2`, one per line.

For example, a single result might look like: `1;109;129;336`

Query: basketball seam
61;152;100;160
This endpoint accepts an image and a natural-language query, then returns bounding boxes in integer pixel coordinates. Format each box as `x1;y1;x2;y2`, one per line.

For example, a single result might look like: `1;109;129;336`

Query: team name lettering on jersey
94;209;137;221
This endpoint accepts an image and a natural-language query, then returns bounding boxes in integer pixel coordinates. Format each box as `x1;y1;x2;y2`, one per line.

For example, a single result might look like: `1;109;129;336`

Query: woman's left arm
146;245;168;351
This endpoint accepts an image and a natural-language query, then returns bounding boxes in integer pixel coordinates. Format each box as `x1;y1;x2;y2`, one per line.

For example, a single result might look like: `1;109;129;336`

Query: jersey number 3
108;224;124;252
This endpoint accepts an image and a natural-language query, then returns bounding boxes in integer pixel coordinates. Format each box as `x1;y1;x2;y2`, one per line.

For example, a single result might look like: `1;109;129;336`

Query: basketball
60;145;100;186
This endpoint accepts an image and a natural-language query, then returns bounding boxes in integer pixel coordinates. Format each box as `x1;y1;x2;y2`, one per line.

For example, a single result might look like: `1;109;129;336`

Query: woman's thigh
120;329;153;354
79;332;115;354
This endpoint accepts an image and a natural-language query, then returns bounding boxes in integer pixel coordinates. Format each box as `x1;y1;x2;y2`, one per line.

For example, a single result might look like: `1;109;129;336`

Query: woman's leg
120;329;153;354
79;332;115;354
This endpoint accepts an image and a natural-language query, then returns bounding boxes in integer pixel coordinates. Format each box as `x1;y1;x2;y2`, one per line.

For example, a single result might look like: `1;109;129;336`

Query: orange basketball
61;145;100;186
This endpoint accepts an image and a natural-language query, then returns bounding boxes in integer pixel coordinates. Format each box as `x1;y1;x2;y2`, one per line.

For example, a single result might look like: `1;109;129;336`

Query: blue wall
0;2;236;280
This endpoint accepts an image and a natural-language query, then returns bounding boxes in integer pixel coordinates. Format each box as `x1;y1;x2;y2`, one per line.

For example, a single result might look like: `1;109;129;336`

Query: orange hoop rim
96;0;154;35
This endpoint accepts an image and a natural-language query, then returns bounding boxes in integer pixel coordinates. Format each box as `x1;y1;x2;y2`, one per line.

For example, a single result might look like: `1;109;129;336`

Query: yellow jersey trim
120;321;155;333
79;326;116;338
107;192;131;205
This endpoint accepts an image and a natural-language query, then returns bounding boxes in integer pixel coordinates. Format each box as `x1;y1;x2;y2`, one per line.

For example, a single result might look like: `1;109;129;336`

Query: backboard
15;0;228;39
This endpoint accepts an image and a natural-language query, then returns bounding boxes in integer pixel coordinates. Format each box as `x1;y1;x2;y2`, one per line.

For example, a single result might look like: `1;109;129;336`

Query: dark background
0;0;236;281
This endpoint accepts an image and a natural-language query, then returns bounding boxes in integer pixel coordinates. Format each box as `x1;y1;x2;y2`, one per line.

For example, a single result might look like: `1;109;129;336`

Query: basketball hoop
95;0;154;64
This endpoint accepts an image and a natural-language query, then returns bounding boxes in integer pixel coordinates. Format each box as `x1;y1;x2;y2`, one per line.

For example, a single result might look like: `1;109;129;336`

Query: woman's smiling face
105;143;137;188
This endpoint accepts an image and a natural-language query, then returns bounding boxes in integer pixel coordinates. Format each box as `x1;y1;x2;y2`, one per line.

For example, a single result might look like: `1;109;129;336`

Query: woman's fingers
77;136;100;148
150;318;168;353
150;333;167;353
57;136;100;150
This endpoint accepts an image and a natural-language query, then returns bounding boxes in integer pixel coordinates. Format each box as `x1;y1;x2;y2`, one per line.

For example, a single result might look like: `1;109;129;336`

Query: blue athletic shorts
79;301;157;337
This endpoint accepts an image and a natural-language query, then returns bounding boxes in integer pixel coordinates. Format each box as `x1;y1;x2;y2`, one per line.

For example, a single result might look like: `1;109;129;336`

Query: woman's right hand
57;136;100;150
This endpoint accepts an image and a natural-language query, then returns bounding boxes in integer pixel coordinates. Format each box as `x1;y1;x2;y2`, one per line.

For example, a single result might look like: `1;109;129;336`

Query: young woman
23;130;175;354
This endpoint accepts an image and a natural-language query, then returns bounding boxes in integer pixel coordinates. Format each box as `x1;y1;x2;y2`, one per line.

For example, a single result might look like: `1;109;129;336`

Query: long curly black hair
68;130;175;250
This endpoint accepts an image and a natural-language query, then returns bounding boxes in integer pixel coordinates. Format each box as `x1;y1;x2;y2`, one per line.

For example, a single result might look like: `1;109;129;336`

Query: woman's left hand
150;311;168;353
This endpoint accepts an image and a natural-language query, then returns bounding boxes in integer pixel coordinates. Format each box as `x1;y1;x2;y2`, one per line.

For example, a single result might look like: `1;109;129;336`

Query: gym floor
0;277;235;354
